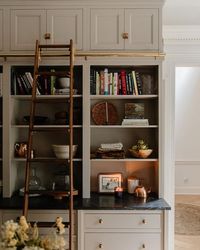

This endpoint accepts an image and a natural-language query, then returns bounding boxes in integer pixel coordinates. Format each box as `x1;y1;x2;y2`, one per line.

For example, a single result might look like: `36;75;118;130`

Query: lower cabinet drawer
84;232;161;250
84;212;161;229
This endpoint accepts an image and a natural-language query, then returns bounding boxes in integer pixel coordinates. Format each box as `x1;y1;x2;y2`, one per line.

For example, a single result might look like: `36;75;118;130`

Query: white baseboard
175;186;200;194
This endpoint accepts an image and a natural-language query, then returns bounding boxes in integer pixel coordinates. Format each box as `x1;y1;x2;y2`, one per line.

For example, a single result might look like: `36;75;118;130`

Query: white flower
0;216;68;250
55;217;65;235
19;216;29;231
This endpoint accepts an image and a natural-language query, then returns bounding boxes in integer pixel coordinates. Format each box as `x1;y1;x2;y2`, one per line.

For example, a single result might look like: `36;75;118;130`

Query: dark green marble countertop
0;193;171;210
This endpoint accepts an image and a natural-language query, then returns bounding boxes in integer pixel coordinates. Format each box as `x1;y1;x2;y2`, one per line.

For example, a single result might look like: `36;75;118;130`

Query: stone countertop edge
0;193;171;210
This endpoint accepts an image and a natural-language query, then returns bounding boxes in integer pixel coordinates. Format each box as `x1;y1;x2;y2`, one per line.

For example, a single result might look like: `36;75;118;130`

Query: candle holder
114;187;123;199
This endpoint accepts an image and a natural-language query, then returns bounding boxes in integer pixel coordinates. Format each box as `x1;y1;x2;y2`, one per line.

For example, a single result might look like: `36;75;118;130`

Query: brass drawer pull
142;219;147;224
98;218;103;224
44;33;51;40
99;243;103;248
122;32;128;39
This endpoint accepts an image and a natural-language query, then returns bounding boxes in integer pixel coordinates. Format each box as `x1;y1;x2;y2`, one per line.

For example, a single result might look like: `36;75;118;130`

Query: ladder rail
22;39;75;250
23;40;40;217
69;39;74;250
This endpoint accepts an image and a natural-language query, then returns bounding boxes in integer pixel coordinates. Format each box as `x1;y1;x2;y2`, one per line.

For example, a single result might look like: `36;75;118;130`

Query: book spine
132;71;139;95
126;72;130;95
25;72;41;95
22;74;32;94
121;70;127;95
128;73;133;95
96;71;100;95
104;68;109;95
50;69;56;95
118;74;122;95
16;75;25;95
21;74;30;94
100;71;104;95
109;72;113;95
135;71;143;95
90;68;96;95
113;72;118;95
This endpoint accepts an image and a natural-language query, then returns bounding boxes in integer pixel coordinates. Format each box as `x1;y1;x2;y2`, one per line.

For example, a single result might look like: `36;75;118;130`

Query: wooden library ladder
22;39;75;250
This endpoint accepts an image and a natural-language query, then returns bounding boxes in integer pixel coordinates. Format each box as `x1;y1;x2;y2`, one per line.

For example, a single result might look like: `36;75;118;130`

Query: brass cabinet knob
142;219;147;224
122;32;129;39
98;218;103;224
44;33;51;40
142;244;146;249
99;243;103;248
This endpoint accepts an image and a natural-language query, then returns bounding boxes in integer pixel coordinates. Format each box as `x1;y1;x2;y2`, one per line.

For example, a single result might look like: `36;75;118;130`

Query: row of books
11;71;56;95
90;68;143;95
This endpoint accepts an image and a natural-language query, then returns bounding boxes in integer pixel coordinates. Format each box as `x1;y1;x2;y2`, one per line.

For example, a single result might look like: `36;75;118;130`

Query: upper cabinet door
125;9;159;50
47;9;83;50
90;9;124;50
10;10;46;51
0;9;3;51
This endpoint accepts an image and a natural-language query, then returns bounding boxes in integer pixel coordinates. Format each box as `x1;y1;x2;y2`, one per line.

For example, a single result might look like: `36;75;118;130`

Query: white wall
175;67;200;194
162;4;200;248
163;0;200;25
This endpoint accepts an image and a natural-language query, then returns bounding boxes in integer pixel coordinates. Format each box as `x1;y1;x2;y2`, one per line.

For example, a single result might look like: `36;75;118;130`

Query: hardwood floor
175;195;200;250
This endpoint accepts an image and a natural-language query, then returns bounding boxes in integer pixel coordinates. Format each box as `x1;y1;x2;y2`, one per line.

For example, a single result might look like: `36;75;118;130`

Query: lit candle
114;187;123;198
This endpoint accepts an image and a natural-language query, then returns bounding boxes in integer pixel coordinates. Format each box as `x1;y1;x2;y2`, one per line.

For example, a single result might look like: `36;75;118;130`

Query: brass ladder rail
22;39;75;250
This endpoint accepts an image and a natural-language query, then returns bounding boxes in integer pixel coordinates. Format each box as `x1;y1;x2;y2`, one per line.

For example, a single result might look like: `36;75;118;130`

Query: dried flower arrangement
0;216;67;250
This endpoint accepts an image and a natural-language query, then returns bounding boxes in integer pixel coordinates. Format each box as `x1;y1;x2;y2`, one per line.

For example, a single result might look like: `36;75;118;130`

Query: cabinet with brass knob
78;210;163;250
10;8;83;51
90;8;159;51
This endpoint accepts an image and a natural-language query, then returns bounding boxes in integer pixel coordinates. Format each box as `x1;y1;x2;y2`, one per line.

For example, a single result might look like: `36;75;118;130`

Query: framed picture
98;172;122;193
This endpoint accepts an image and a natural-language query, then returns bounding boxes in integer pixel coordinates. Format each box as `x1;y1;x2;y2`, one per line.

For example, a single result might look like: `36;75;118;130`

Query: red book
120;70;127;95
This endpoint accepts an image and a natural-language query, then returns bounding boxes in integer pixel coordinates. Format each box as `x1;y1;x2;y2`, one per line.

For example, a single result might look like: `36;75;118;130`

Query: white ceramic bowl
52;144;78;159
57;77;70;89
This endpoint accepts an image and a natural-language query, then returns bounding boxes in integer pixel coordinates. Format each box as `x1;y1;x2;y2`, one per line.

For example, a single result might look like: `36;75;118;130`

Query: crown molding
163;25;200;44
163;25;200;55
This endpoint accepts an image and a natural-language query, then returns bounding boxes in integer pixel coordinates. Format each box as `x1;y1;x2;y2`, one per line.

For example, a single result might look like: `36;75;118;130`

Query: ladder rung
39;44;71;49
35;221;70;228
31;127;70;132
36;71;70;77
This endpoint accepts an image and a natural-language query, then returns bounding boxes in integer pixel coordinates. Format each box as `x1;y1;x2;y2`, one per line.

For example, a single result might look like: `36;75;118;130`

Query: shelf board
91;158;158;162
90;95;158;99
90;125;158;128
12;125;82;129
11;94;82;100
28;189;78;197
13;157;82;162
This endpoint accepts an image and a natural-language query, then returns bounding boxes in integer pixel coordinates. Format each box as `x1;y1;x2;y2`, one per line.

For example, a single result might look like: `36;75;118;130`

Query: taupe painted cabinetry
10;9;83;51
0;9;3;51
90;8;159;50
78;210;163;250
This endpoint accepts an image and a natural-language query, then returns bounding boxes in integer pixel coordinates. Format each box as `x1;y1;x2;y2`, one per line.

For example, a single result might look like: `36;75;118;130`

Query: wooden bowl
129;149;153;159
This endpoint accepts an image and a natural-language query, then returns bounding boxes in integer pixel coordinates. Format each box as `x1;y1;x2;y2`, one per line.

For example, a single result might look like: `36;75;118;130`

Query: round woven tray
92;102;118;125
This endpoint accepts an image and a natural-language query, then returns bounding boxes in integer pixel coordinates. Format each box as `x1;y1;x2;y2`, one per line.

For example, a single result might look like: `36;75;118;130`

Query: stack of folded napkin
96;142;125;159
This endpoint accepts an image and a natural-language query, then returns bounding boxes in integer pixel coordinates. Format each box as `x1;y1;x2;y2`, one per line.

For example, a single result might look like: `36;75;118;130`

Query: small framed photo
98;172;123;193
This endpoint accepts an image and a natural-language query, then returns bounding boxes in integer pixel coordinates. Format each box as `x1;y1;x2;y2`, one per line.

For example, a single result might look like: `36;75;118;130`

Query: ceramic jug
14;142;27;157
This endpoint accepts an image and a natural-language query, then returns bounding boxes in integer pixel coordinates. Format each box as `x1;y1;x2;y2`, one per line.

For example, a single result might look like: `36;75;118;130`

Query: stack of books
122;103;149;126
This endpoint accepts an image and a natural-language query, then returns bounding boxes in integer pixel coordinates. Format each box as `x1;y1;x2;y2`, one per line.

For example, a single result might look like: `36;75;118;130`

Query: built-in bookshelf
0;66;2;196
9;65;83;197
89;64;159;195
